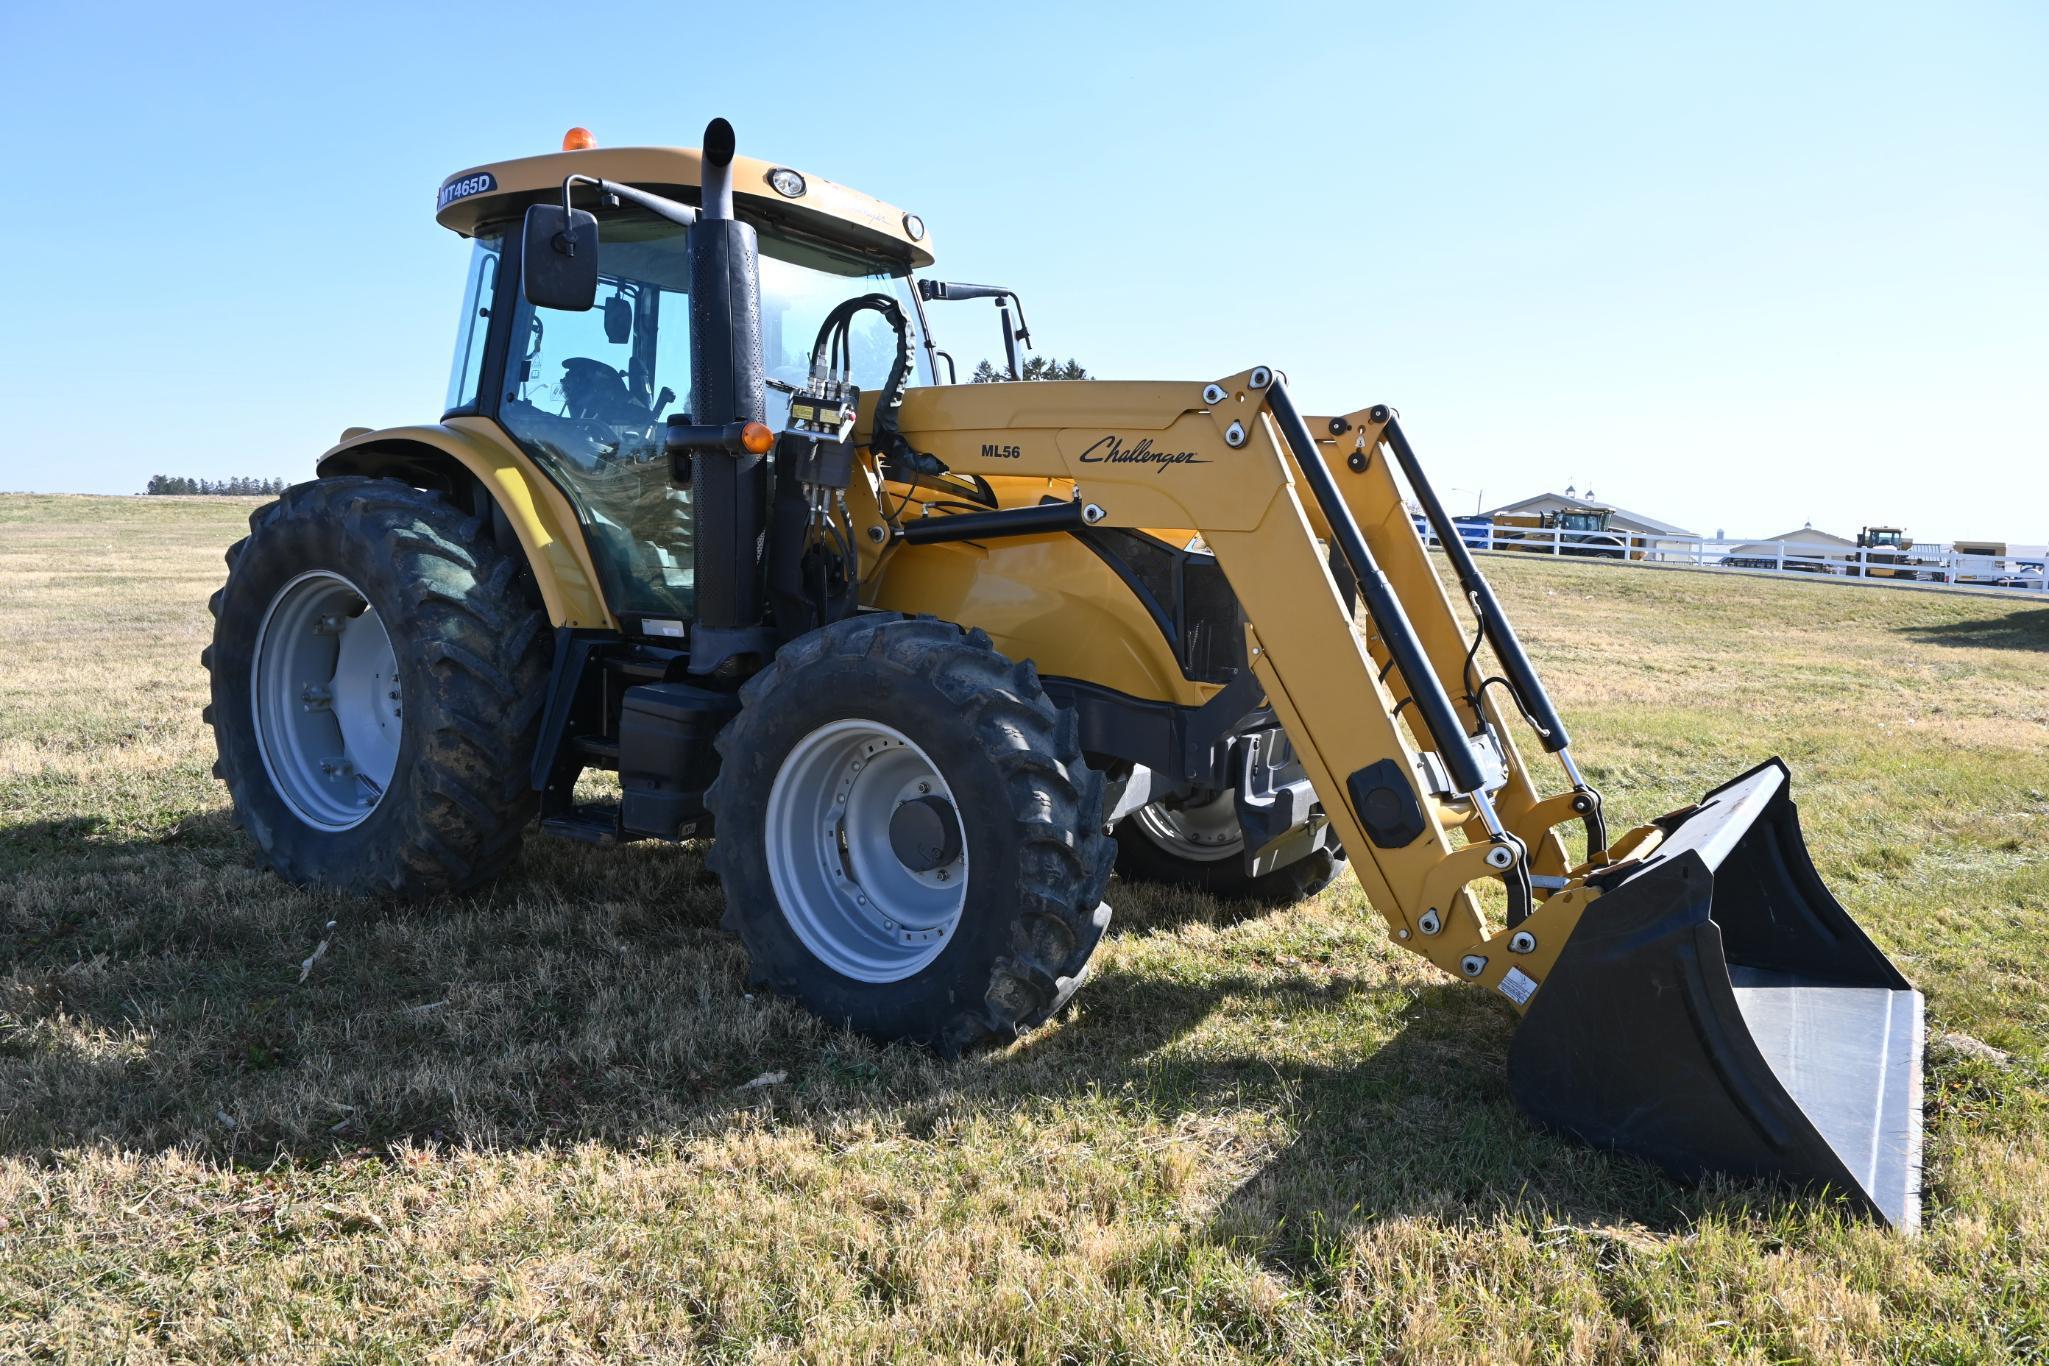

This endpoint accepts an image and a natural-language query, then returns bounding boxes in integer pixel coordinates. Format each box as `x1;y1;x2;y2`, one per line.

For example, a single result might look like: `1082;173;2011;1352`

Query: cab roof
434;143;935;270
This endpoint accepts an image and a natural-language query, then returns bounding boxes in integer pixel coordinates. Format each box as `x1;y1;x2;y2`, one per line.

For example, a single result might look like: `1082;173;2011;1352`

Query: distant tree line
144;476;290;496
971;357;1091;382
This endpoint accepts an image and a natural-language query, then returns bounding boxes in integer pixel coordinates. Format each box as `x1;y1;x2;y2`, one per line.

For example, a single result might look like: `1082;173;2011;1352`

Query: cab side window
445;236;501;415
500;213;696;619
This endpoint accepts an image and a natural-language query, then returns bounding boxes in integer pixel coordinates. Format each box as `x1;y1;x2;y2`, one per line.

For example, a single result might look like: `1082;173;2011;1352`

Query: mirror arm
997;301;1022;380
918;280;1035;375
1004;294;1032;349
559;175;700;231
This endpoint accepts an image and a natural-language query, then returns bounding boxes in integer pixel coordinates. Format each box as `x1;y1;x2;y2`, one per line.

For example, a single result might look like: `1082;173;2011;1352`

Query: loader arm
887;369;1924;1228
887;368;1600;996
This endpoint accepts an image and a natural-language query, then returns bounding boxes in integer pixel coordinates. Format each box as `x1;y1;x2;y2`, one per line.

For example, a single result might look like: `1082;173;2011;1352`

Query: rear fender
316;419;615;629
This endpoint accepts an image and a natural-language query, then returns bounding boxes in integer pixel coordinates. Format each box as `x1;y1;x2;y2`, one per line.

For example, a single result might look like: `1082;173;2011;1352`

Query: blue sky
0;1;2042;542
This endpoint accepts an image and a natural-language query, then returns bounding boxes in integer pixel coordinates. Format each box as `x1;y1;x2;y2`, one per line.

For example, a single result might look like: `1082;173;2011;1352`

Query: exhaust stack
700;117;737;221
686;118;771;674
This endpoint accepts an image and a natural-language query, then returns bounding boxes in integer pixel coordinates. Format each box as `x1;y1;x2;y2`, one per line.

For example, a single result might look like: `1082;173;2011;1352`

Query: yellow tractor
1857;525;1918;579
1491;504;1639;559
204;121;1924;1227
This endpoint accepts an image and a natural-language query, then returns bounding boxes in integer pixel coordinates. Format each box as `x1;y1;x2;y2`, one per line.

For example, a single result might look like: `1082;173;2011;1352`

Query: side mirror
521;203;600;311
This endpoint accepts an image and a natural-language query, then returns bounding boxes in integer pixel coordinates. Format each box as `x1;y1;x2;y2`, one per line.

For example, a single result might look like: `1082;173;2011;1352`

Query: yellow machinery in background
203;120;1924;1228
1856;525;1918;579
1491;503;1643;559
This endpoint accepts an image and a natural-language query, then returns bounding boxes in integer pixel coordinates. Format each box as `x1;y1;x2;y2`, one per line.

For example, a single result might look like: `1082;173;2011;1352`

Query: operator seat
560;358;651;428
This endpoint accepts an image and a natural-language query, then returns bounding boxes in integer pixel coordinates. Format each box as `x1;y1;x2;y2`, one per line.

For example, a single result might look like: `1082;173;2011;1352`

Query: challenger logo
1077;435;1209;473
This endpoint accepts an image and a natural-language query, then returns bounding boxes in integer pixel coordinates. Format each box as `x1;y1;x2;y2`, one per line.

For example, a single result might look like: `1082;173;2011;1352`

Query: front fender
316;417;615;629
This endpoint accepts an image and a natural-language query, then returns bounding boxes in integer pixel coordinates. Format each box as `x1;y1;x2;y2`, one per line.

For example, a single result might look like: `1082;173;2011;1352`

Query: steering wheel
567;417;620;453
560;357;661;451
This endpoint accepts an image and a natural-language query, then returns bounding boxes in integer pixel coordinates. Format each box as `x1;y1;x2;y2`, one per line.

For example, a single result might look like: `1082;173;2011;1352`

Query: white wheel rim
1132;789;1244;863
250;570;402;832
763;719;968;983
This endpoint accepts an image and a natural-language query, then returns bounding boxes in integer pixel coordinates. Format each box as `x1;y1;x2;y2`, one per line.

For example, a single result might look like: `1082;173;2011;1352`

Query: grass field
2;492;2045;1362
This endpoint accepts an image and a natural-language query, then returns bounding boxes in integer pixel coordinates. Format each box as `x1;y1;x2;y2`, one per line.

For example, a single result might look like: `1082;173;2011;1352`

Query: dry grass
2;493;2045;1362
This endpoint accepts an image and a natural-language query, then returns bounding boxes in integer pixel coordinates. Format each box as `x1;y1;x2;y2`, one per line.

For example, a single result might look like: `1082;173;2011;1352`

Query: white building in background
1722;524;1859;572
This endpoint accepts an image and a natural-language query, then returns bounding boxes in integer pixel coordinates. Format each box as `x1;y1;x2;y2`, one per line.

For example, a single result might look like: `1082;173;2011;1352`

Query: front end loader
203;120;1923;1228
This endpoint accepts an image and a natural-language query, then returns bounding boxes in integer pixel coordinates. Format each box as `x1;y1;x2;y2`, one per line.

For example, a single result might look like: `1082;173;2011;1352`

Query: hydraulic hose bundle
762;294;919;637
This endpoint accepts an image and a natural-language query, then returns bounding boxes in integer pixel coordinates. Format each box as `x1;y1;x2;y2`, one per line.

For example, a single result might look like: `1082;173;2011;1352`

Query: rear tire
203;477;551;896
1115;789;1340;905
706;614;1114;1053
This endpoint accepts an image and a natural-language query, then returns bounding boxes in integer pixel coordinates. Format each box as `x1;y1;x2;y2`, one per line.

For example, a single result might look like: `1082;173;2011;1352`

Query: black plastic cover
618;682;740;838
777;432;856;490
1348;758;1426;848
1077;528;1248;684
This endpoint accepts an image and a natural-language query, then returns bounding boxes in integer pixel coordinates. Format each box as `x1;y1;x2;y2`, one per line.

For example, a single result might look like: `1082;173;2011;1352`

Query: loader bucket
1509;759;1924;1228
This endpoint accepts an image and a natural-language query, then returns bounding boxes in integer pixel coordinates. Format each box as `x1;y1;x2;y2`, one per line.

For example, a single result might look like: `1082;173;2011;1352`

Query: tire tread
706;613;1114;1052
204;475;550;897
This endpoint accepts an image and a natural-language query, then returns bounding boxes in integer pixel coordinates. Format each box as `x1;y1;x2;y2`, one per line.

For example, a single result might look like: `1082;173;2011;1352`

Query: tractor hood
434;144;935;269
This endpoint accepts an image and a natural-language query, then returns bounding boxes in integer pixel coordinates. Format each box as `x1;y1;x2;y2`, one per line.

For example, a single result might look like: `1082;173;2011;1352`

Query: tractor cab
1544;506;1612;533
435;133;942;620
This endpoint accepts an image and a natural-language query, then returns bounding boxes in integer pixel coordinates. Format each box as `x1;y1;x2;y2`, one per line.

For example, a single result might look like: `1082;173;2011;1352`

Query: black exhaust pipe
686;118;772;675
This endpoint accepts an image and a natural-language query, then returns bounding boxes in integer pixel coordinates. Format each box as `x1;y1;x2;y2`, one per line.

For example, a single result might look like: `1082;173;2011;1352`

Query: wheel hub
764;720;968;983
889;794;963;872
1132;788;1245;863
251;570;401;832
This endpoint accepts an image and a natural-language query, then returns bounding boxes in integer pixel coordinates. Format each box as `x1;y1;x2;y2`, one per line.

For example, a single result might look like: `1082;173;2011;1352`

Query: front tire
706;615;1114;1053
203;477;551;896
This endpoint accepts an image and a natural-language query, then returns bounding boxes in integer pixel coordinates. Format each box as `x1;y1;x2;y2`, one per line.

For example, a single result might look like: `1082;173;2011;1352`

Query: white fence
1413;520;2049;595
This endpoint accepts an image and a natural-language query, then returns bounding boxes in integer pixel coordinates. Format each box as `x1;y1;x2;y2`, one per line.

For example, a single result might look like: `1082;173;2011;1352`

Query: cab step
539;806;622;846
572;735;621;764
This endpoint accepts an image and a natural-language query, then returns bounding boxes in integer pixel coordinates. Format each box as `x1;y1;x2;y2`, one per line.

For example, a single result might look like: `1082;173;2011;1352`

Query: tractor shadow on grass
1010;965;1725;1248
0;816;738;1162
1895;603;2049;652
1;817;1739;1242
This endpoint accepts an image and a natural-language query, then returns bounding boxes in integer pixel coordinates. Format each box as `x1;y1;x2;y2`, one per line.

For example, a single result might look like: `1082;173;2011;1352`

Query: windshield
492;210;927;618
759;235;931;419
1556;511;1606;531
